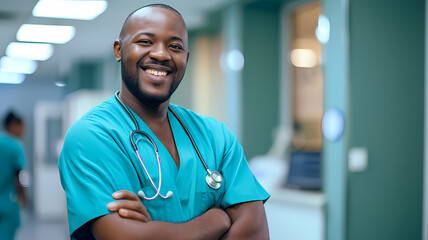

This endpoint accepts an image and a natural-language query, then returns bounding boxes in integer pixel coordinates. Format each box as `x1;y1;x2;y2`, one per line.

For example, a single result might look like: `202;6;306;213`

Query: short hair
127;3;182;20
3;111;23;128
119;3;183;38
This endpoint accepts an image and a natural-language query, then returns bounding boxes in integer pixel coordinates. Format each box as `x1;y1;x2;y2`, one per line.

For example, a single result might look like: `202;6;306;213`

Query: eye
170;44;184;51
137;39;152;45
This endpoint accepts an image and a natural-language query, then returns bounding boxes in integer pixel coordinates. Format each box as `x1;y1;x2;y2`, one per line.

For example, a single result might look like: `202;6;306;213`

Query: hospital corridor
0;0;427;239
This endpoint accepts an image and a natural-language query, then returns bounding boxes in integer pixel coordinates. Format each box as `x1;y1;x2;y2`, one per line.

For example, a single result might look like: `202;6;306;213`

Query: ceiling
0;0;230;84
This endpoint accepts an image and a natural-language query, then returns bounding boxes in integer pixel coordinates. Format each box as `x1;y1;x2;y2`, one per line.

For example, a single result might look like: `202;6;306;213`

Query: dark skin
115;7;187;168
92;6;269;240
104;191;269;240
6;120;25;139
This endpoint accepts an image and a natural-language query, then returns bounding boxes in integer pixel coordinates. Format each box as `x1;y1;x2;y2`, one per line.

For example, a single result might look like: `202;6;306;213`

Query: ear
113;39;122;62
186;51;190;63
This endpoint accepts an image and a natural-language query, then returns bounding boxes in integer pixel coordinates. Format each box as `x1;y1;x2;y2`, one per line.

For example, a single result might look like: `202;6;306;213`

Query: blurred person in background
0;111;27;240
59;3;269;240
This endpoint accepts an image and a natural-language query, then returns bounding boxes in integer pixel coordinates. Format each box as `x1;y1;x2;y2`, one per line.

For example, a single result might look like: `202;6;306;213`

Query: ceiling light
6;42;54;61
17;24;75;44
55;81;66;87
33;0;108;20
0;71;25;84
290;49;318;68
0;56;38;74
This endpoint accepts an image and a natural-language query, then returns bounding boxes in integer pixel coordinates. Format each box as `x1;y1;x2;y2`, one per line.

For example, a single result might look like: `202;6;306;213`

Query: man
0;111;27;240
59;4;269;239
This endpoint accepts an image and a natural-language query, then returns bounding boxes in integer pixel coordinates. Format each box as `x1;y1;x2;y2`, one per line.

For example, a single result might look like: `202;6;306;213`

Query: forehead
123;7;187;40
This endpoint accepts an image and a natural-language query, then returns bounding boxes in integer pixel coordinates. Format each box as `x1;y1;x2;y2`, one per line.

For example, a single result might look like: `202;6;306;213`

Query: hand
107;190;152;222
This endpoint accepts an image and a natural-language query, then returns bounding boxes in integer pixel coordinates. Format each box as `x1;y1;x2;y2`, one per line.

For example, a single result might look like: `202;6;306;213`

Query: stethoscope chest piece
206;171;223;190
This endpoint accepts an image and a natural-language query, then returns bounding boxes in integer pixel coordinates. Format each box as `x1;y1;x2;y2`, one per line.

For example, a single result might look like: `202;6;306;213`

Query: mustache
140;59;174;70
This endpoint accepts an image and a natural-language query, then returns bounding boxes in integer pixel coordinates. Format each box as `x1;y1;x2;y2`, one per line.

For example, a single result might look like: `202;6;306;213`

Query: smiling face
114;7;189;105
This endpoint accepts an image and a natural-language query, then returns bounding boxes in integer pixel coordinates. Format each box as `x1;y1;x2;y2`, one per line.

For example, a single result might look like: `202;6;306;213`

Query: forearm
92;207;230;240
220;201;269;240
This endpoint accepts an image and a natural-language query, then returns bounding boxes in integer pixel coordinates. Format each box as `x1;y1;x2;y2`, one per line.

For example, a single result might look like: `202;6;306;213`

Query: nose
149;44;171;62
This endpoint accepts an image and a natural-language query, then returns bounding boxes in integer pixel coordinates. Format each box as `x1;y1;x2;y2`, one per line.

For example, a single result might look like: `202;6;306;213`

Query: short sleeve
218;124;270;208
58;119;137;235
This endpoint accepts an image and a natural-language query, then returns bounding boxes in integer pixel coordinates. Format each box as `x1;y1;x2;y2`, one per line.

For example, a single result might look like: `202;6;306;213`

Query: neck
6;130;21;138
6;126;22;138
118;89;170;125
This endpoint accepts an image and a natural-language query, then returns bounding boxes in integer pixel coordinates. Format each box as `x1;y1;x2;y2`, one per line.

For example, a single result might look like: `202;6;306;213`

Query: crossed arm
91;190;269;240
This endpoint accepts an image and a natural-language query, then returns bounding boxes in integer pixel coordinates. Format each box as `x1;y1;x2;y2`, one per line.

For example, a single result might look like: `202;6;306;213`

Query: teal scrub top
0;132;25;231
59;95;270;236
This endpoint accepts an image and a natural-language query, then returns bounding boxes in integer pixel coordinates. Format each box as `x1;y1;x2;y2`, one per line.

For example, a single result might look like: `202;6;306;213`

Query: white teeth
145;69;167;76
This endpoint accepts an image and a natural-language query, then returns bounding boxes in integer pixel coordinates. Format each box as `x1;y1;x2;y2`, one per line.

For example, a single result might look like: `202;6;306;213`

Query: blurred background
0;0;426;239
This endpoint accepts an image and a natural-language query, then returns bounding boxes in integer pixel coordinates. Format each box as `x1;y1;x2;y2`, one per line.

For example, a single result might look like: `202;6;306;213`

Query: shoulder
0;132;23;151
80;95;122;125
169;104;228;133
66;95;122;137
169;104;237;149
61;95;130;162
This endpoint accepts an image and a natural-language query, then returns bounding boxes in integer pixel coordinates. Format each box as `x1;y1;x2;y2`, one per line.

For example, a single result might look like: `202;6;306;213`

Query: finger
112;190;139;201
107;200;151;221
107;199;145;211
118;208;150;222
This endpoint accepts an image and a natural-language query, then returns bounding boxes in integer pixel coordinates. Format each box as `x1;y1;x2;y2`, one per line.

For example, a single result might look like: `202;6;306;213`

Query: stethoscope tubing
167;106;211;172
135;149;163;200
114;91;222;199
115;91;210;173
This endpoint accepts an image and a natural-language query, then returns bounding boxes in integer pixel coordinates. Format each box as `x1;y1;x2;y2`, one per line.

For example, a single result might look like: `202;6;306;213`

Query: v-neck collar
127;106;195;181
122;104;201;201
168;109;194;182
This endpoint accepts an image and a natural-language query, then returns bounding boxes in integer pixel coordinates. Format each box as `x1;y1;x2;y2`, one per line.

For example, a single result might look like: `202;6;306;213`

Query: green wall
65;61;103;93
64;56;121;94
182;1;281;159
173;12;224;109
347;0;425;239
241;1;281;159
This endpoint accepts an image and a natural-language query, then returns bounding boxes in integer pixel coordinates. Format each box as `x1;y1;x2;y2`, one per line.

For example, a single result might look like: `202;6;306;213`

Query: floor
15;209;68;240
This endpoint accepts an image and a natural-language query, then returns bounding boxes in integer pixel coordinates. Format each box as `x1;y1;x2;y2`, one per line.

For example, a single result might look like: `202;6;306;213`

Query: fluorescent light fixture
290;49;318;68
0;71;25;84
17;24;75;44
0;56;38;74
6;42;54;61
33;0;108;20
55;81;66;87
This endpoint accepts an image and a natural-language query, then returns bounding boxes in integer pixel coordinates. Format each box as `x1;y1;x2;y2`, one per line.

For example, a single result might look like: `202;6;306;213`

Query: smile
145;69;168;77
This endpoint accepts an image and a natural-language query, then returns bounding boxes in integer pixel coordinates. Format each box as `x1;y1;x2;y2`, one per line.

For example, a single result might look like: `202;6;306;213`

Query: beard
121;60;179;105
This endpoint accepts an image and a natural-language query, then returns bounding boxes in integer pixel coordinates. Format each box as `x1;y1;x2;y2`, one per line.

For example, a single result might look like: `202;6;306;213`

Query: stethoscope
115;92;223;200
